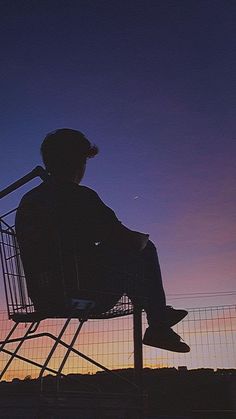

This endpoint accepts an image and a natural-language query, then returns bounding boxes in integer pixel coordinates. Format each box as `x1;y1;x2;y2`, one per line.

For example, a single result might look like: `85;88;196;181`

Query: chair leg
1;328;137;387
56;319;86;390
0;322;18;353
38;317;71;386
0;346;68;377
0;322;38;380
0;314;143;393
55;304;94;388
0;322;18;381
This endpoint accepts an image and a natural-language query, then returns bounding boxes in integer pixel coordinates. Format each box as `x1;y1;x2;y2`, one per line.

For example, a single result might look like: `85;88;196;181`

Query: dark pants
82;240;167;327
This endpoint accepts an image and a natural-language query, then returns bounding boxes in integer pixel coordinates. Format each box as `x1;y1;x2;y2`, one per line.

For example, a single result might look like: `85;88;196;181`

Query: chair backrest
0;209;82;319
0;216;34;319
0;167;58;319
0;210;101;322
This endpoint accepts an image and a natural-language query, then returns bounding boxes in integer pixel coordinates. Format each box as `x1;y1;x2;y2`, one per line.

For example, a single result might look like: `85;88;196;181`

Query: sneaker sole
143;338;190;353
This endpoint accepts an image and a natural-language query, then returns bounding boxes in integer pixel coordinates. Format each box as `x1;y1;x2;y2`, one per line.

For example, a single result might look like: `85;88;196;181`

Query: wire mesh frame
0;168;144;406
0;214;135;321
0;221;142;396
0;217;141;391
0;217;34;319
0;215;139;384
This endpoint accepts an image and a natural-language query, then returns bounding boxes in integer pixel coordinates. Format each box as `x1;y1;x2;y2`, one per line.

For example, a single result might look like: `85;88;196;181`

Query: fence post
133;303;144;418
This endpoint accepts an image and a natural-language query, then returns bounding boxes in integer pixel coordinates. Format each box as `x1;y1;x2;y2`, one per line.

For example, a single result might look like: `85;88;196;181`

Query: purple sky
0;0;235;307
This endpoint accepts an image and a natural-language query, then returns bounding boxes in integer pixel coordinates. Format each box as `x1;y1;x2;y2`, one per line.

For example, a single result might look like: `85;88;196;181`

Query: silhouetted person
16;129;190;352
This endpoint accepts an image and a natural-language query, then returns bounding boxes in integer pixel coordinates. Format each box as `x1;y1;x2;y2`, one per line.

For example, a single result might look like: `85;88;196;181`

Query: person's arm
87;187;149;252
107;223;149;252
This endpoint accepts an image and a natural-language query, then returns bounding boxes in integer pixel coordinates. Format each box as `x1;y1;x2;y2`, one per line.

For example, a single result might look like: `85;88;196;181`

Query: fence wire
0;305;235;381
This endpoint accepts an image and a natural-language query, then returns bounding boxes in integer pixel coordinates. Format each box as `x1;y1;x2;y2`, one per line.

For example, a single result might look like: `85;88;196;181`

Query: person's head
41;128;98;182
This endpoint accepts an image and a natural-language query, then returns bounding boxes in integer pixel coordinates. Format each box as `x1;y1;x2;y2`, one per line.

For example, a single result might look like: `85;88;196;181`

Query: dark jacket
15;177;121;311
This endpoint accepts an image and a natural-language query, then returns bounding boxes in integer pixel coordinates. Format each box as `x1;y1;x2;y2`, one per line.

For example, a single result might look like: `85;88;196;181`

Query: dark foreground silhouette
16;128;190;352
0;368;235;418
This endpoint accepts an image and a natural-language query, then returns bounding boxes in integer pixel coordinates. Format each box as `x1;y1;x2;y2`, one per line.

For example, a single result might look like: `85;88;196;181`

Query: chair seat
10;296;134;323
11;312;49;323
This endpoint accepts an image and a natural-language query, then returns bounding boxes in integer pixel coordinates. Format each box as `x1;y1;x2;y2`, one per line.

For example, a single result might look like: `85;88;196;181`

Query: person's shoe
143;326;190;353
164;306;188;327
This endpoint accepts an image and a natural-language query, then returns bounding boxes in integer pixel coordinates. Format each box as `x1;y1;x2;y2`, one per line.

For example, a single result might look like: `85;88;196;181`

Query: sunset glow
0;1;235;381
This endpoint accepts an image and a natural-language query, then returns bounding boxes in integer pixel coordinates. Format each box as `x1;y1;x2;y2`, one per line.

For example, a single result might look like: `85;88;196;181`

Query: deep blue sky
0;0;236;307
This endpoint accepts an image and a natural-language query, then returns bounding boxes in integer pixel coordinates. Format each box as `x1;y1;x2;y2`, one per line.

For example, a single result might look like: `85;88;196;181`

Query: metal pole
133;304;144;418
0;166;49;199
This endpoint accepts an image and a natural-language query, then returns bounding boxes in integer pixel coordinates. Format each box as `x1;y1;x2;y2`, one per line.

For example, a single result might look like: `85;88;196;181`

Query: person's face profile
74;159;86;184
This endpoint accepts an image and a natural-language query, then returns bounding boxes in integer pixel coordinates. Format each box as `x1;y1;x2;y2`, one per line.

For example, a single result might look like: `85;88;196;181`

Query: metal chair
0;167;143;394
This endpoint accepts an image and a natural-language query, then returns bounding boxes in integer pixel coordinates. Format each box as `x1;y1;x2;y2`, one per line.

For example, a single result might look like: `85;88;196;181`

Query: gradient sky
0;0;236;308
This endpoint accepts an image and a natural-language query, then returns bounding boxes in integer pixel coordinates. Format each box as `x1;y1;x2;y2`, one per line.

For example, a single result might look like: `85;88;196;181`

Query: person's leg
92;240;186;327
123;241;187;327
85;241;190;352
86;240;165;319
121;240;190;352
132;240;166;327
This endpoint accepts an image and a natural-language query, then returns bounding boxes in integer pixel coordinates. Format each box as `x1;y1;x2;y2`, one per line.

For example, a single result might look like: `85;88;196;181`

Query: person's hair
41;128;99;175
